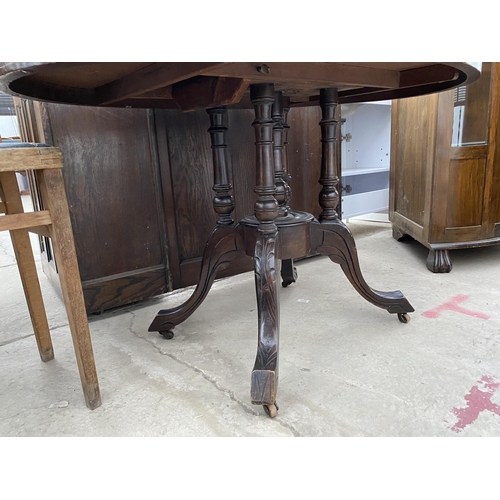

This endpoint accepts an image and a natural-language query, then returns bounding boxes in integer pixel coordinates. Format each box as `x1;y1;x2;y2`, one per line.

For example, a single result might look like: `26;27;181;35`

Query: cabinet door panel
446;158;486;228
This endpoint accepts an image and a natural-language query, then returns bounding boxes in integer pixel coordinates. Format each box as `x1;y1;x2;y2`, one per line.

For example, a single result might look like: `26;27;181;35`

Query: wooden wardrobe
389;62;500;272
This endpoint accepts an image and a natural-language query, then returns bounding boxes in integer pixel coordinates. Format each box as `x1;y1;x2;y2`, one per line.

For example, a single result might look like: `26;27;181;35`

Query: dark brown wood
278;95;298;287
310;220;414;314
96;63;231;105
249;83;280;410
23;101;170;313
399;65;458;88
207;107;235;226
281;96;292;213
390;62;500;272
272;91;287;217
0;62;480;110
318;88;340;221
251;230;279;407
173;77;249;112
280;258;297;288
1;62;476;417
286;106;323;220
426;249;452;273
148;225;247;336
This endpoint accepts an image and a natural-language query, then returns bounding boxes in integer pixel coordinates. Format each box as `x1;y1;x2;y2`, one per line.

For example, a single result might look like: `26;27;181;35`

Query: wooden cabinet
14;99;331;313
389;62;500;272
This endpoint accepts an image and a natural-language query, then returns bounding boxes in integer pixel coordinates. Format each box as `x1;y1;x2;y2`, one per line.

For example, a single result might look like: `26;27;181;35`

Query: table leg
273;92;297;287
148;107;246;338
281;257;298;288
312;88;414;322
249;83;280;417
310;220;414;318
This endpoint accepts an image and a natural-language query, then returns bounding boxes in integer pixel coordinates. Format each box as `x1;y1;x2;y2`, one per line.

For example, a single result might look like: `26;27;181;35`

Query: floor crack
0;322;69;347
0;333;34;347
127;311;302;435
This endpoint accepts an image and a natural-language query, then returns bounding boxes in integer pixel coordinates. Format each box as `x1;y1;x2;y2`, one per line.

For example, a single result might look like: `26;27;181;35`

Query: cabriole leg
313;88;414;321
148;106;245;338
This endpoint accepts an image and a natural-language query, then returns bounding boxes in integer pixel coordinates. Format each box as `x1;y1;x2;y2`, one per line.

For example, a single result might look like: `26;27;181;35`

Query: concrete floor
1;204;500;437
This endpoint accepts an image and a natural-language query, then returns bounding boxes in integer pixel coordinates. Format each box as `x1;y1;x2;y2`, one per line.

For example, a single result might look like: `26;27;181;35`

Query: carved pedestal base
148;212;415;415
148;83;414;417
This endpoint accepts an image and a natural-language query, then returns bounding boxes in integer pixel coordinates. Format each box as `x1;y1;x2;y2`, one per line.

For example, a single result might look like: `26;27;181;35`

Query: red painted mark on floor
451;375;500;433
422;294;490;320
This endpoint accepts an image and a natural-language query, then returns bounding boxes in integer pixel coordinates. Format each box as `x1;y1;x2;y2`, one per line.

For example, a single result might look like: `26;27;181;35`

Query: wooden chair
0;143;101;410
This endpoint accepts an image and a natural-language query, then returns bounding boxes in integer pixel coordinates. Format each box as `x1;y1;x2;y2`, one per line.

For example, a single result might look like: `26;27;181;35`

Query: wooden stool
0;143;101;410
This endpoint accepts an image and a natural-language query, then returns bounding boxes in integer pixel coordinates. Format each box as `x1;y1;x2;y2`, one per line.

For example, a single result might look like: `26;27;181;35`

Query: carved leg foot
426;248;452;273
281;259;297;287
148;225;245;335
311;220;415;316
250;232;280;411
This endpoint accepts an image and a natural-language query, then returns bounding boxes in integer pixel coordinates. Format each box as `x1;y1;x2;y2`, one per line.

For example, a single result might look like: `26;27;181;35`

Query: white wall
0;115;20;138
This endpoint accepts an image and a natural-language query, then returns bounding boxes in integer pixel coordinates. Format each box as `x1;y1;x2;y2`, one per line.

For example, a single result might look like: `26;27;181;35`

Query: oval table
0;62;481;417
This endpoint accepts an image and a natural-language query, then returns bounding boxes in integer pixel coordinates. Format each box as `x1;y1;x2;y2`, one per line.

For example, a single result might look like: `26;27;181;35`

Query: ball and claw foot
159;330;174;339
398;313;410;324
263;402;279;418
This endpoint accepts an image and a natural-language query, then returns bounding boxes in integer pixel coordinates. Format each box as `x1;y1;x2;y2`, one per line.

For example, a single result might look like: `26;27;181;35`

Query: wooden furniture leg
148;224;245;337
310;219;414;319
148;106;246;338
0;171;54;362
426;248;453;273
312;88;414;322
272;92;297;288
249;83;280;417
393;227;453;273
280;258;298;288
37;168;101;409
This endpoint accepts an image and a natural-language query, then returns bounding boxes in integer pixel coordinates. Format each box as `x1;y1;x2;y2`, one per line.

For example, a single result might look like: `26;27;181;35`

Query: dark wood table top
0;62;481;111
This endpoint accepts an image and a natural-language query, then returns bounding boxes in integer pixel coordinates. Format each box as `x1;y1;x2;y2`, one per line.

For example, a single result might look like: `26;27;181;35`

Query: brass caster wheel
159;330;174;339
398;313;410;324
263;403;279;418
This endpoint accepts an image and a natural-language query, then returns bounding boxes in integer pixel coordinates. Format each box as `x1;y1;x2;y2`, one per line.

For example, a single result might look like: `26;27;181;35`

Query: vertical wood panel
392;94;436;227
429;90;454;242
446;158;486;227
46;104;165;281
287;107;322;218
163;109;215;262
227;109;256;221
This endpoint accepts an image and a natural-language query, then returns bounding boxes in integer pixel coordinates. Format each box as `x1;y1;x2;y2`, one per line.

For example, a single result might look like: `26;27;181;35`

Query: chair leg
0;171;54;362
37;168;101;410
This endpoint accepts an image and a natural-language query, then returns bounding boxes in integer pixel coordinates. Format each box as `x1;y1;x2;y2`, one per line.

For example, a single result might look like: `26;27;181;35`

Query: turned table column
249;83;281;418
